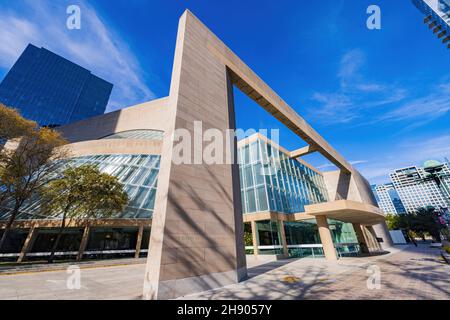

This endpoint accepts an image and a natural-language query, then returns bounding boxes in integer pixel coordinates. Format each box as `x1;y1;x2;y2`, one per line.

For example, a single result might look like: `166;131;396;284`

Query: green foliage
244;230;253;247
0;103;36;141
385;213;402;230
41;164;128;262
386;207;444;242
41;164;128;221
0;105;67;251
410;207;443;241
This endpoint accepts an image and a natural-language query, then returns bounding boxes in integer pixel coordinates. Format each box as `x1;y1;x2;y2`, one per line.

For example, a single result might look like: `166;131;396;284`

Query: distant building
388;162;450;213
412;0;450;49
372;183;407;214
0;44;112;127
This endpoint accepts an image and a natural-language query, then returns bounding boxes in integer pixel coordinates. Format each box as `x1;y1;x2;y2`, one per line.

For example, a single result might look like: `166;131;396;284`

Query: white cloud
309;48;407;125
356;135;450;184
0;0;155;112
338;49;365;88
380;89;450;125
349;160;368;165
316;163;337;170
309;48;449;129
316;159;367;170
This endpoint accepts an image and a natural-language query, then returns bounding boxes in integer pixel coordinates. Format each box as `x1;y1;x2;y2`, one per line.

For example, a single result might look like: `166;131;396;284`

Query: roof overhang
304;200;386;225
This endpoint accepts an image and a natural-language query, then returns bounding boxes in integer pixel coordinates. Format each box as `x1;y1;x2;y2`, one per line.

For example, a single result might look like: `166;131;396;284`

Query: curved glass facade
0;154;160;220
238;137;328;214
68;154;160;219
101;129;164;140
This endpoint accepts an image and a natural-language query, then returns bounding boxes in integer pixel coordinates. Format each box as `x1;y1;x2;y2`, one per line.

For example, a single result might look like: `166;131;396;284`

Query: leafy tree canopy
0;103;36;141
41;164;129;220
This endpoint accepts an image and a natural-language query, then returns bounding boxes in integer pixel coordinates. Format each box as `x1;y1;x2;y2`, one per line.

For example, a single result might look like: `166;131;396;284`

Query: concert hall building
0;10;393;299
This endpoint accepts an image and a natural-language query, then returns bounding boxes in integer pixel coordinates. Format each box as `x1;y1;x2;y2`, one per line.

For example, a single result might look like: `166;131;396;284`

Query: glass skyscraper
412;0;450;48
0;44;112;127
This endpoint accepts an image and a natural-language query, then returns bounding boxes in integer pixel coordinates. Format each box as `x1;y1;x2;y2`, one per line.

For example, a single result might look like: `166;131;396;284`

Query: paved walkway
0;244;448;300
183;245;450;300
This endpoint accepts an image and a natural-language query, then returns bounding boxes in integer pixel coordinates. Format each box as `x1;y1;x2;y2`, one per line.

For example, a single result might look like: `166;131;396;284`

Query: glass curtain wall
238;138;328;215
328;219;360;256
0;154;161;221
284;220;323;258
256;220;283;254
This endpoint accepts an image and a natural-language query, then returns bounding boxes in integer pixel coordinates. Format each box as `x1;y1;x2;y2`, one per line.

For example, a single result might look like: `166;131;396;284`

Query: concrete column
135;226;144;259
143;11;247;300
367;226;382;251
278;220;289;258
352;223;369;253
250;221;259;256
316;215;338;261
17;226;36;263
364;225;383;251
76;226;90;261
372;221;394;250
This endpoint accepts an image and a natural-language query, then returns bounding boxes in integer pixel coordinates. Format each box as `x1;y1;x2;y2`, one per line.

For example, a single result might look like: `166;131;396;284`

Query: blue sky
0;0;449;184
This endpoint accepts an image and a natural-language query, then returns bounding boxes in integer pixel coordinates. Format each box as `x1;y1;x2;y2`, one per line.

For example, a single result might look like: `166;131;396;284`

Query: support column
316;215;337;261
250;221;259;256
361;225;381;251
135;225;144;259
367;226;382;251
17;226;36;263
76;226;90;261
143;11;247;300
278;220;289;258
352;223;369;253
372;221;394;250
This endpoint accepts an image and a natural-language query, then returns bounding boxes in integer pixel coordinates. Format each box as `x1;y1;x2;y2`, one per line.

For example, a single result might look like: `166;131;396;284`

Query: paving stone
0;244;448;300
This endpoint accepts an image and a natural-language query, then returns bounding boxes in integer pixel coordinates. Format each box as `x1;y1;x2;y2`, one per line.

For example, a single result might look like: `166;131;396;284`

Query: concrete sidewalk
182;245;449;300
0;257;146;275
0;244;448;300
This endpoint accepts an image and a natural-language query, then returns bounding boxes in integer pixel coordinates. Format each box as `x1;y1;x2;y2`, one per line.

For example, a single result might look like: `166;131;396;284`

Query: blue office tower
0;44;112;127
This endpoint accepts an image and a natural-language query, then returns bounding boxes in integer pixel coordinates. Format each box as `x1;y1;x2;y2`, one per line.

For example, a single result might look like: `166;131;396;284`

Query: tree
385;213;410;230
410;207;444;242
41;164;128;263
385;213;400;230
0;104;36;142
387;207;445;242
0;104;37;208
0;119;68;251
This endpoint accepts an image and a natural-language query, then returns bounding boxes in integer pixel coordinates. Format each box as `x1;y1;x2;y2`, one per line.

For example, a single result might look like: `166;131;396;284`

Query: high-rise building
412;0;450;49
372;183;407;214
388;163;450;213
0;44;113;127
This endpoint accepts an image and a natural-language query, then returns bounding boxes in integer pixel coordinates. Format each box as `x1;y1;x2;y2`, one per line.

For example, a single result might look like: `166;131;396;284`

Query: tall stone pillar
143;11;246;300
316;215;338;261
250;221;259;256
372;221;394;250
